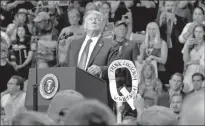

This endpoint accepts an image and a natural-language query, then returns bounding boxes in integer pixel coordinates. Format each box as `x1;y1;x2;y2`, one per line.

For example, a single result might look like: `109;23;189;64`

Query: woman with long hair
138;22;168;86
182;24;205;93
138;62;163;106
9;26;33;79
179;6;205;44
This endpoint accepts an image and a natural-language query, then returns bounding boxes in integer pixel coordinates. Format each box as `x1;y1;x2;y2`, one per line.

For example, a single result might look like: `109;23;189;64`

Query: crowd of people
0;0;205;125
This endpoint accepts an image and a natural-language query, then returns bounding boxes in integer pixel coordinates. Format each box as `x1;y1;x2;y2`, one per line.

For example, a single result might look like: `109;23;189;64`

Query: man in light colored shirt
64;10;117;79
1;75;26;124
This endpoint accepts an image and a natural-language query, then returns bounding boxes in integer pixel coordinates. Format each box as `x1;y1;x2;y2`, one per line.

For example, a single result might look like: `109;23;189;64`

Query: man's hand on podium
87;65;102;77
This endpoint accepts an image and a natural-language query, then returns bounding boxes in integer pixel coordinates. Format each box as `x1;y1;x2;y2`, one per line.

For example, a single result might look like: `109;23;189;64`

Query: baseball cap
138;106;178;125
33;11;50;22
115;20;127;28
47;90;84;121
17;8;28;15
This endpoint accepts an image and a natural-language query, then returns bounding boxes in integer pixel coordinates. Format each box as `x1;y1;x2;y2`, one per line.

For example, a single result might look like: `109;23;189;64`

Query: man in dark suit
64;10;117;80
157;1;187;83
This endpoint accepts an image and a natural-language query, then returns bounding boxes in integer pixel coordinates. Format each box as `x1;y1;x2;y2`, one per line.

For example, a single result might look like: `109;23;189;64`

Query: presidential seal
39;74;59;99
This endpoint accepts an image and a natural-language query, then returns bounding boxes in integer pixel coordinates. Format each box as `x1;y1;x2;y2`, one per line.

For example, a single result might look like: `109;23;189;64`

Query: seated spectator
47;90;84;124
58;8;85;65
138;22;168;85
179;7;205;44
0;31;15;93
9;26;33;79
168;73;185;98
170;94;183;115
63;99;116;125
12;111;55;125
138;62;163;101
1;76;26;123
190;73;205;93
182;24;205;93
158;73;184;108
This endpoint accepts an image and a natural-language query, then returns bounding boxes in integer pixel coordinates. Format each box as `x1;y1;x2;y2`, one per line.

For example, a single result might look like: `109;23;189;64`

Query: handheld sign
108;60;139;110
42;0;70;7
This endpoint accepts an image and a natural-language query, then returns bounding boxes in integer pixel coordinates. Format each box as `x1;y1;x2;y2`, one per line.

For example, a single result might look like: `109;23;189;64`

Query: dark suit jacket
63;35;118;80
157;13;187;74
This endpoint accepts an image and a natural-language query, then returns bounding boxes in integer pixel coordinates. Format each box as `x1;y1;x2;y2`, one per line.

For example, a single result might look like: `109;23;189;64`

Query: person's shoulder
1;94;12;107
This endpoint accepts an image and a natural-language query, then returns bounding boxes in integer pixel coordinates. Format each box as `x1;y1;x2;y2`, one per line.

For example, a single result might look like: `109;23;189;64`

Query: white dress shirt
78;34;101;70
1;92;26;119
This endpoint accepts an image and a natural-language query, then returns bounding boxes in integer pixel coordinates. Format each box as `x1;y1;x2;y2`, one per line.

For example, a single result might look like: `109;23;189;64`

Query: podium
25;67;108;112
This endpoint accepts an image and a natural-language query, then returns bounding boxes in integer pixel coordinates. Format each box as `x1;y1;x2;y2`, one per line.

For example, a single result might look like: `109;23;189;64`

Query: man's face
193;75;203;90
17;13;27;24
170;75;182;91
7;78;19;94
165;1;176;13
193;8;204;23
35;20;50;30
68;12;80;26
114;25;127;38
170;95;183;114
0;42;8;59
35;20;45;30
85;14;102;31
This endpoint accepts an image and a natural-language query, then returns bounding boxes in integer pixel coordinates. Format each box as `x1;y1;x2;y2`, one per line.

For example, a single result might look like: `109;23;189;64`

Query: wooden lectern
25;67;108;112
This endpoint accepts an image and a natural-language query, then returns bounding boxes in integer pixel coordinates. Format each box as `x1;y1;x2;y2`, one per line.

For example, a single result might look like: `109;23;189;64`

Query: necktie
167;19;173;48
78;39;92;70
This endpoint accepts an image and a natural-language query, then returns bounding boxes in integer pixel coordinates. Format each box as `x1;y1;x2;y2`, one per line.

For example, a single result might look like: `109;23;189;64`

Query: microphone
58;32;74;41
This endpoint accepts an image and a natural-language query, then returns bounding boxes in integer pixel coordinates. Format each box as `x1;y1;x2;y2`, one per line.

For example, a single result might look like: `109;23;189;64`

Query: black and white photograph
0;0;204;125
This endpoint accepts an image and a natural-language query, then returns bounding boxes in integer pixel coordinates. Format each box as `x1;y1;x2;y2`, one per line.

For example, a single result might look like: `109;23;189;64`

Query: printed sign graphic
108;60;139;110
